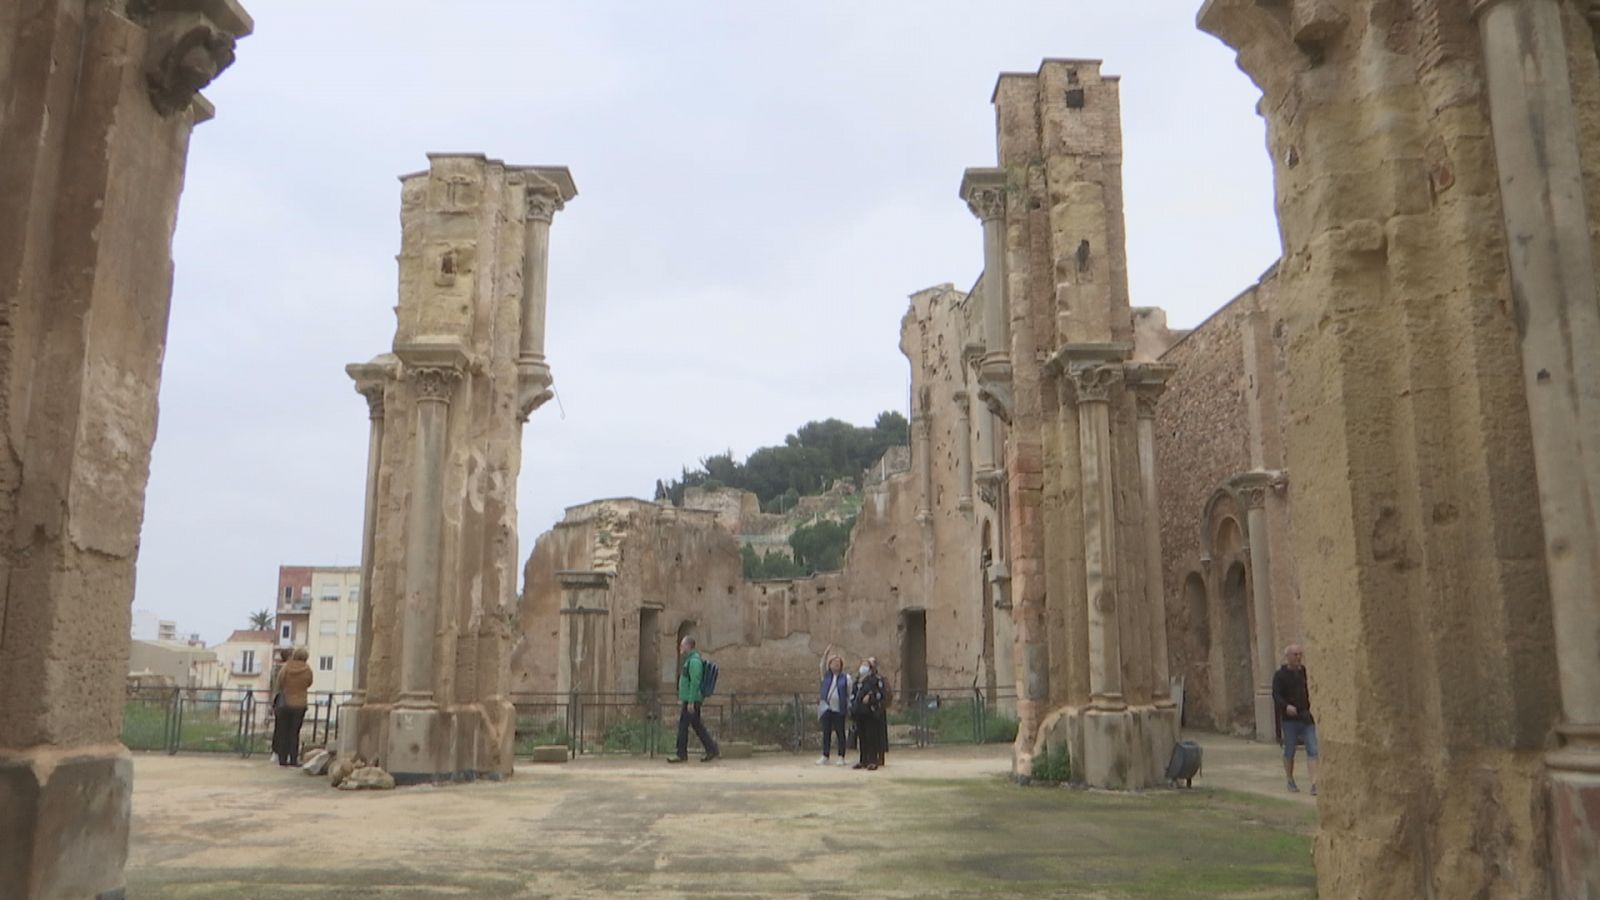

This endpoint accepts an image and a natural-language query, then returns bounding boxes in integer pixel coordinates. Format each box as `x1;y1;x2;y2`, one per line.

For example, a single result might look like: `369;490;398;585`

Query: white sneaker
834;757;847;767
815;755;828;765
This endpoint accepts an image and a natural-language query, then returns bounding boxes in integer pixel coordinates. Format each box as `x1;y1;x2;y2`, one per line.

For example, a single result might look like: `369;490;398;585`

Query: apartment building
273;565;361;696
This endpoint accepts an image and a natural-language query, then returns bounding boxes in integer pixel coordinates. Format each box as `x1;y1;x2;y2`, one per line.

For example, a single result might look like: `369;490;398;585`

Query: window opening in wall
280;623;291;640
319;656;334;672
1065;88;1085;109
239;650;256;674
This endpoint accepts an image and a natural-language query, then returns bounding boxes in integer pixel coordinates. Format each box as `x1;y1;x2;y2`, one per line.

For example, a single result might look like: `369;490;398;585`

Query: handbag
271;691;285;711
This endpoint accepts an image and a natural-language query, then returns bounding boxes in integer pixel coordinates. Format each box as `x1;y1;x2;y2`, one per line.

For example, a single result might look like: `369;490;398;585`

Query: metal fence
510;686;1019;758
122;686;350;757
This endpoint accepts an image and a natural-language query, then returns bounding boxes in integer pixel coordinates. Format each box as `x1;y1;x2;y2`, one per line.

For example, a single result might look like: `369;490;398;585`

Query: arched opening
1182;571;1211;727
1221;560;1254;736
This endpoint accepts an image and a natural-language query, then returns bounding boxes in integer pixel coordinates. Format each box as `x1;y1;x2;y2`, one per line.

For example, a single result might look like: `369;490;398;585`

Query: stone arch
1220;559;1254;736
1181;571;1211;727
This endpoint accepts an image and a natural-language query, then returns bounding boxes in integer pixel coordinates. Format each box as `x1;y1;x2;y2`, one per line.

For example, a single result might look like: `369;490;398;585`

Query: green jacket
678;650;705;703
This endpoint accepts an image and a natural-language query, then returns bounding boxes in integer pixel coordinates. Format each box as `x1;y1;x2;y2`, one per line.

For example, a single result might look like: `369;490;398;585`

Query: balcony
230;664;263;677
278;600;311;614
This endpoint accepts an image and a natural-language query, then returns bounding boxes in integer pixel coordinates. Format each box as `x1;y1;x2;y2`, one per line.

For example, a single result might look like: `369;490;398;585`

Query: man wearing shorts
1272;644;1318;796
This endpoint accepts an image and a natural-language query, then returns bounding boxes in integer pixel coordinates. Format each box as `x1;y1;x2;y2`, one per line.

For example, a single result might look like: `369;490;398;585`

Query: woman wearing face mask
850;660;886;770
816;655;851;766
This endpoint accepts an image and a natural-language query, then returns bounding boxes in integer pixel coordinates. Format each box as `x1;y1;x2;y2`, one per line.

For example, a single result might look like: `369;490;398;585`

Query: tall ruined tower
968;60;1175;788
344;154;576;783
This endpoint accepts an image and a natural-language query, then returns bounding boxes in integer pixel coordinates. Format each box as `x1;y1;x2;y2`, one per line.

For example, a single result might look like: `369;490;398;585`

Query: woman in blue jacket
816;655;851;766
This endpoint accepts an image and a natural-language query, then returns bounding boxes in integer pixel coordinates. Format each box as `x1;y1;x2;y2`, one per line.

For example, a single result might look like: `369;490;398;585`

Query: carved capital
357;383;385;420
960;167;1008;223
525;190;564;223
409;366;462;404
1126;363;1175;419
975;469;1004;509
976;355;1014;425
952;390;971;417
1230;470;1286;511
1068;364;1123;405
131;1;253;117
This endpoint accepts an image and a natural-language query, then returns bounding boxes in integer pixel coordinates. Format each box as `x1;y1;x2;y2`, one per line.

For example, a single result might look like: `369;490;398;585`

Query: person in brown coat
272;648;314;767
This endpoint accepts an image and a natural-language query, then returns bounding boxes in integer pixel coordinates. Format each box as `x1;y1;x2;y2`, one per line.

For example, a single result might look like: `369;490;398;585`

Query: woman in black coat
851;660;886;770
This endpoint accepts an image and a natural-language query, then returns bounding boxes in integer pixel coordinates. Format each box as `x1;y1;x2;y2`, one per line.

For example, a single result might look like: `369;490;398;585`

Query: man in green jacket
668;636;719;763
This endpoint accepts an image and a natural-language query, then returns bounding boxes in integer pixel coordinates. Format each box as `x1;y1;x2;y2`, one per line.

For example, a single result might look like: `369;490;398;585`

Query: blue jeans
1282;719;1319;760
821;710;846;757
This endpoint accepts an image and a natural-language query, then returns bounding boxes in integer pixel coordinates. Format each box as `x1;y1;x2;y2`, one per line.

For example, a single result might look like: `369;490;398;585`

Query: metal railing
510;686;1020;758
122;686;351;757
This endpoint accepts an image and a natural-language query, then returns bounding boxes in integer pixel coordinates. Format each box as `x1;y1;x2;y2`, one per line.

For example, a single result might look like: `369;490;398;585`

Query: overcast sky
135;1;1280;644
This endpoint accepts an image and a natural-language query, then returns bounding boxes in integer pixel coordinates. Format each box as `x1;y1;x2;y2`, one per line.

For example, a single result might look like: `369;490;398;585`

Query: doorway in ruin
1183;572;1211;727
639;607;661;697
1220;560;1254;736
899;608;928;701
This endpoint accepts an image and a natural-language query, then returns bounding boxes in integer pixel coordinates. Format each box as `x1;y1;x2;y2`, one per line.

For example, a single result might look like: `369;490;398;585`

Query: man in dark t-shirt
1271;644;1318;796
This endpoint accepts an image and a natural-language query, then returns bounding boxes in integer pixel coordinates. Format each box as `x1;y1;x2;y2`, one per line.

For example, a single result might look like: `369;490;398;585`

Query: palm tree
248;609;273;630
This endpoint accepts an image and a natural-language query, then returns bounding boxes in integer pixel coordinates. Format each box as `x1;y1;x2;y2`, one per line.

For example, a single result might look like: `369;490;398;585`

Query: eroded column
1476;2;1600;894
1233;470;1281;741
1072;364;1125;710
345;365;391;705
397;364;461;706
518;186;564;419
954;391;974;511
1130;365;1175;708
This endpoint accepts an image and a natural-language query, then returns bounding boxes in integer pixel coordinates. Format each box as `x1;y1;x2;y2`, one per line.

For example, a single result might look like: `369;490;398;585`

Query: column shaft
982;217;1008;354
520;211;552;368
1240;485;1278;742
1076;368;1124;709
399;375;453;705
1136;410;1173;707
352;392;385;700
955;393;974;509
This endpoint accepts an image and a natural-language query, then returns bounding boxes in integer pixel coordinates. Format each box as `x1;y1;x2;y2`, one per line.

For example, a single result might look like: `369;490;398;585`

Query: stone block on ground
328;755;363;788
721;742;754;759
336;765;396;791
301;749;332;775
530;745;568;763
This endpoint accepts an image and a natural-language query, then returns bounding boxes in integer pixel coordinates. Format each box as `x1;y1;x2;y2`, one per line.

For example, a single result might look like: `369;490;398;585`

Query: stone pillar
954;391;974;511
557;571;614;700
0;3;250;898
1129;365;1175;708
346;365;391;705
1233;470;1282;741
914;408;934;523
517;184;566;420
1476;2;1600;894
395;360;461;707
1202;2;1563;894
1071;363;1126;711
963;168;1014;427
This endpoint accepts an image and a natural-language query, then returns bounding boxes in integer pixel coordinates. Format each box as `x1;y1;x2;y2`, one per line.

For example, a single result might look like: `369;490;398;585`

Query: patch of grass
123;700;248;753
731;703;801;750
599;717;661;754
1030;743;1071;783
513;717;569;755
983;713;1019;743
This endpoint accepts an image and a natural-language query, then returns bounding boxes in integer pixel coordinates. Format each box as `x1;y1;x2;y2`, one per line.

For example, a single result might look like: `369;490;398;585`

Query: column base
1549;760;1600;899
0;745;132;900
1254;691;1276;743
1051;704;1176;789
366;701;516;786
336;701;361;757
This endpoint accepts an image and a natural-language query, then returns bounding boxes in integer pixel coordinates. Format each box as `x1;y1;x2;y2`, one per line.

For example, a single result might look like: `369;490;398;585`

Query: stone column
396;362;462;707
914;409;934;523
954;391;974;511
0;3;250;898
1129;365;1175;708
1072;363;1126;711
1476;2;1600;894
517;187;563;420
345;366;391;707
963;168;1013;427
1233;470;1281;741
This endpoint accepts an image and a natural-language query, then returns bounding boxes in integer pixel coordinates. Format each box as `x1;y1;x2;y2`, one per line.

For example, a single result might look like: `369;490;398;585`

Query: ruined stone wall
1200;2;1563;894
1155;290;1254;731
0;2;250;896
514;284;1000;703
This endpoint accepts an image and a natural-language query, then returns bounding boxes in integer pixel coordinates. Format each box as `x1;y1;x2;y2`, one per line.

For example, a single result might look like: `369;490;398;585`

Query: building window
300;585;310;599
283;586;291;600
239;650;256;673
349;588;360;602
280;623;292;640
347;622;358;636
319;656;334;671
320;621;337;635
343;657;355;672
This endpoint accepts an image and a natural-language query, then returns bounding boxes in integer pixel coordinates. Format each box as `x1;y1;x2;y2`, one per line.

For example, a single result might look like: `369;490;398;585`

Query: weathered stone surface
347;155;576;785
328;755;361;788
336;766;396;791
300;749;331;776
529;745;568;764
0;2;249;897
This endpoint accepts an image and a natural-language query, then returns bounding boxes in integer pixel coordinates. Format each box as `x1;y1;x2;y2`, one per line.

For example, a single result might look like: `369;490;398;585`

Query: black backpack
700;658;719;698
